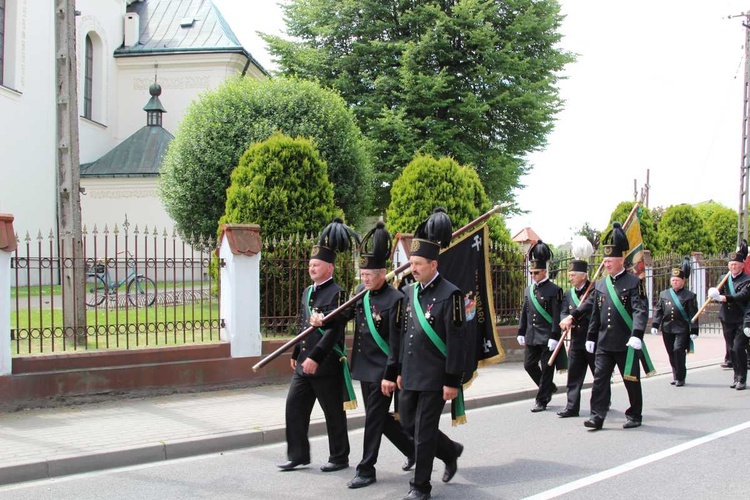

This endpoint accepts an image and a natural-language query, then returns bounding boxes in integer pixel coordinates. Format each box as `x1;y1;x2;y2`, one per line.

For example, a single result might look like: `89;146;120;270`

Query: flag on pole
623;206;645;278
395;224;504;383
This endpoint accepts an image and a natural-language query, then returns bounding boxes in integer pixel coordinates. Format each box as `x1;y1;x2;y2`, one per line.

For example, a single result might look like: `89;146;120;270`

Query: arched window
83;34;93;119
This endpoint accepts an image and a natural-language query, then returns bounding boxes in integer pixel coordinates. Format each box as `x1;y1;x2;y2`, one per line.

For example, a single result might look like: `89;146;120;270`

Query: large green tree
219;133;338;236
386;154;511;243
607;201;659;254
159;76;373;241
657;204;714;255
705;205;739;253
263;0;574;210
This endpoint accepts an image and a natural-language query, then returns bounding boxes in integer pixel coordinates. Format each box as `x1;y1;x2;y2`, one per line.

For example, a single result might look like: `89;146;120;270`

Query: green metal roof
80;125;174;178
114;0;266;74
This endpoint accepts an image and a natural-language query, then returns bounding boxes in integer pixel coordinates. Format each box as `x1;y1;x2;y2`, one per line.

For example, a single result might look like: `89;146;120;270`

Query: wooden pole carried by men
548;201;642;366
252;205;505;372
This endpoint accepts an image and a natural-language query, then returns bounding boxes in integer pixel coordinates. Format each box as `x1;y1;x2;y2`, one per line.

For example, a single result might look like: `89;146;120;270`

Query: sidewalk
0;334;726;485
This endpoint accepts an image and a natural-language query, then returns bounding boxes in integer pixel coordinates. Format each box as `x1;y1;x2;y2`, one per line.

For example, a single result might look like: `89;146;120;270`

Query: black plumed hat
359;219;391;270
602;222;629;258
311;217;360;264
729;239;748;263
411;208;452;260
671;257;691;279
528;240;552;271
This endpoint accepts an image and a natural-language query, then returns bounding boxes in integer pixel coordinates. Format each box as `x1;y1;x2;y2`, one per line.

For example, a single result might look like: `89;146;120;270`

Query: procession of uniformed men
277;211;749;499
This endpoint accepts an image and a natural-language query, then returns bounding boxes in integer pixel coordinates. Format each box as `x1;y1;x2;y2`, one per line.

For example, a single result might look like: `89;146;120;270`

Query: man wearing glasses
517;240;563;413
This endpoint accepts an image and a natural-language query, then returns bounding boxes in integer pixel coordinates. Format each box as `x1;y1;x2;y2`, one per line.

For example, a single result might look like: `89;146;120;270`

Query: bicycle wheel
85;274;108;307
127;276;157;307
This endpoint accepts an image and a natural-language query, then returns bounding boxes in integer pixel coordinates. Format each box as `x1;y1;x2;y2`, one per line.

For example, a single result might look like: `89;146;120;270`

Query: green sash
306;287;357;410
669;288;695;355
604;277;655;380
668;289;691;324
363;291;390;356
528;285;553;324
569;287;581;307
412;285;466;426
727;272;736;295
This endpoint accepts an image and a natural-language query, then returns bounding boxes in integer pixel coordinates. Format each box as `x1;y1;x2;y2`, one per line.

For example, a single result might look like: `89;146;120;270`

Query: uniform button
410;335;413;338
408;351;412;355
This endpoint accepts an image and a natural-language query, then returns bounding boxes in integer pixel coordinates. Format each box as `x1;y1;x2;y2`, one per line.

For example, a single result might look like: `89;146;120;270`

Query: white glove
548;339;559;351
626;337;643;350
690;334;698;340
517;335;526;346
744;328;750;338
708;287;721;301
585;341;595;354
650;327;658;335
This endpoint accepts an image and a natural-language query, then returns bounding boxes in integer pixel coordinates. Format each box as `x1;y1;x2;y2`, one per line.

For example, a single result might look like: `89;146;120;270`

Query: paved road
0;365;746;499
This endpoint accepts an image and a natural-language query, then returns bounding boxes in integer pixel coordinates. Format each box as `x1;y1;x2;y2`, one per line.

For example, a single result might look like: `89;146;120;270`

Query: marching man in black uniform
313;221;414;489
393;208;465;500
517;240;563;413
651;257;699;387
278;218;358;472
557;237;595;417
584;222;649;430
708;240;750;390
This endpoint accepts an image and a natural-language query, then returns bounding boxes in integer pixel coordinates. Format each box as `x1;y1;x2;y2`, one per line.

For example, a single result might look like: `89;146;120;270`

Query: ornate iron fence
10;223;220;355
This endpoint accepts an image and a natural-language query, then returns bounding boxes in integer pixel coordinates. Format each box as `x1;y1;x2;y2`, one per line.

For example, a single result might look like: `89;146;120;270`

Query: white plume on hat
571;236;594;261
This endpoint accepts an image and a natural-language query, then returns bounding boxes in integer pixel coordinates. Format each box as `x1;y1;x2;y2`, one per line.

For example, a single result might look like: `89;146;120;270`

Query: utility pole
733;12;750;245
55;0;86;339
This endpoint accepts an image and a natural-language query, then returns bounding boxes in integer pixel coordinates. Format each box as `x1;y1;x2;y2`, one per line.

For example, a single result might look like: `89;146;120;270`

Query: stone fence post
0;214;17;376
218;224;262;358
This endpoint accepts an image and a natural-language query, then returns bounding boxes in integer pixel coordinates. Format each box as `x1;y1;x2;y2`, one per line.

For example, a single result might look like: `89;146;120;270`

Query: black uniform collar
576;280;590;293
419;273;442;293
369;281;389;296
610;269;626;282
313;277;334;291
534;277;549;287
732;271;745;279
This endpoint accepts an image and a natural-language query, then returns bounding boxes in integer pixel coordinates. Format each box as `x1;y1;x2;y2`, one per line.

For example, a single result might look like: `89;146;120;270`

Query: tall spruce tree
263;0;574;211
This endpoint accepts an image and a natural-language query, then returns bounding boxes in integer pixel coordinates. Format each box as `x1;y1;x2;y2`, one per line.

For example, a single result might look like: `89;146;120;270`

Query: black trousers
524;344;555;404
565;347;595;413
285;373;349;464
662;332;689;382
398;389;461;494
722;322;748;383
590;349;642;422
357;381;414;477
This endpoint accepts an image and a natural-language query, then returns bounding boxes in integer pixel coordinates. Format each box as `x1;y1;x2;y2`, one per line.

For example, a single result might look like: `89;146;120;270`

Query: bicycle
85;251;157;308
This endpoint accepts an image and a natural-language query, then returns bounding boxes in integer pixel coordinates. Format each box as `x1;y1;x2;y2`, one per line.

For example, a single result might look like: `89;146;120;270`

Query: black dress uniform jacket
291;279;347;378
719;272;750;323
652;288;698;335
518;279;563;346
561;281;593;350
397;275;465;391
587;271;648;350
350;283;403;383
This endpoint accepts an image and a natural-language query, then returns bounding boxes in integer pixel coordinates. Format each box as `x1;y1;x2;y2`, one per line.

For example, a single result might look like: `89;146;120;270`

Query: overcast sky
215;0;750;247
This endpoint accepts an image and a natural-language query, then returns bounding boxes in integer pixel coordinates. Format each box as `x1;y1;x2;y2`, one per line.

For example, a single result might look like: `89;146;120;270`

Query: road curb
0;358;723;486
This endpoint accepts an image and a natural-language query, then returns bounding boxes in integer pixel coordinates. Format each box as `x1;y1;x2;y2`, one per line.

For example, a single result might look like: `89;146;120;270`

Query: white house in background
0;0;266;241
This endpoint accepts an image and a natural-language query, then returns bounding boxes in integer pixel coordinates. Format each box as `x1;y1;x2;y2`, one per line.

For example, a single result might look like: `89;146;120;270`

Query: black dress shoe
320;461;349;472
530;402;547;413
623;418;642;429
403;490;431;500
721;362;733;369
670;380;676;385
584;416;603;430
401;456;415;471
347;474;376;489
442;442;464;483
737;382;747;391
731;381;738;389
675;380;685;387
557;408;579;418
277;459;310;471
